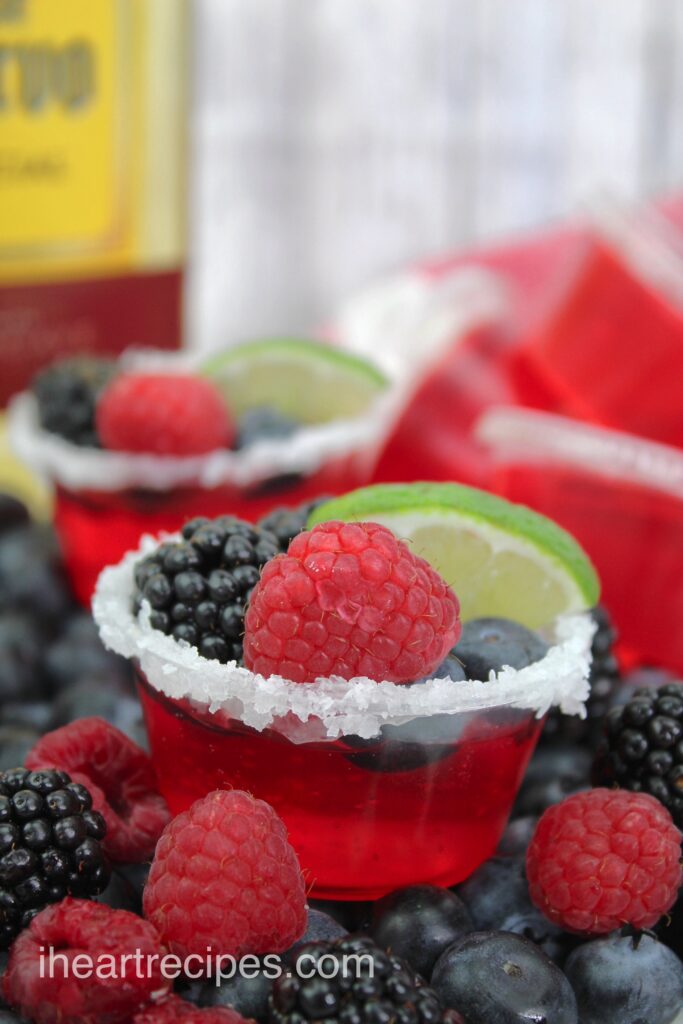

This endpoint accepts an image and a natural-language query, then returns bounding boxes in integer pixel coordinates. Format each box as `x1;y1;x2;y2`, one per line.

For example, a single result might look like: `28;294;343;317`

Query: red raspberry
26;718;170;863
96;373;235;456
2;898;170;1024
143;789;307;962
134;995;252;1023
243;521;461;684
526;788;683;934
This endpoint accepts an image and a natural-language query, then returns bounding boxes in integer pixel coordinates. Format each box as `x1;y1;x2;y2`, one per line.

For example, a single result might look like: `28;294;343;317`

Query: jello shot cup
93;483;595;900
8;343;395;604
476;406;683;674
513;198;683;447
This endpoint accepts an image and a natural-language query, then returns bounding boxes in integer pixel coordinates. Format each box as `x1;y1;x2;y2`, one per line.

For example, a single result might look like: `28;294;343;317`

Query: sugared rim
92;534;594;741
7;389;398;493
476;406;683;500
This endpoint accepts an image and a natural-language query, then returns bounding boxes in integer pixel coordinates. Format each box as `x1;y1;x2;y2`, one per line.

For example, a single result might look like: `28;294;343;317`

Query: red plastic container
477;407;683;673
137;674;542;900
374;324;516;489
513;203;683;447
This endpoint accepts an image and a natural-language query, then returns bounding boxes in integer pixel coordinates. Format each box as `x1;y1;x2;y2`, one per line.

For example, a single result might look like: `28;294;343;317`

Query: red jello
477;407;683;673
514;203;683;447
137;675;542;899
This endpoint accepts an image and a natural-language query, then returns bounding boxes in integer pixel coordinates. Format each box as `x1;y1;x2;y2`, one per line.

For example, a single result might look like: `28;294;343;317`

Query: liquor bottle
0;0;187;404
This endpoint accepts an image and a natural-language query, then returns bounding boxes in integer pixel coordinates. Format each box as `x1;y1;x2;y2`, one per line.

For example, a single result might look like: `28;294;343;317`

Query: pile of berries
31;356;303;457
132;509;566;689
4;491;683;1024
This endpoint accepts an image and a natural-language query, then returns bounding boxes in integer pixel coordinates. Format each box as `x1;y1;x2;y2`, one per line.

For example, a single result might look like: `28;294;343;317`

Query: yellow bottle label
0;0;120;252
0;0;185;282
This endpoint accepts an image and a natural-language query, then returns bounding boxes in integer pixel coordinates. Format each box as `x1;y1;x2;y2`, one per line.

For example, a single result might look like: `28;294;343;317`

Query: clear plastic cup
7;387;396;605
93;538;593;900
513;199;683;447
476;406;683;673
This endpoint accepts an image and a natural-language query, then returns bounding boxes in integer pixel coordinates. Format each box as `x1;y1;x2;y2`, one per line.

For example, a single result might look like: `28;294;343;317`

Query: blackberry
542;605;621;748
257;497;330;552
0;767;109;949
592;681;683;825
32;356;116;447
269;935;457;1024
133;515;281;664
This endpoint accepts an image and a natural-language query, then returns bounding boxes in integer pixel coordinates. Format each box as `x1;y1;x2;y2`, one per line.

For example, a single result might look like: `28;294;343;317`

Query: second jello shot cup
93;482;597;899
8;341;394;604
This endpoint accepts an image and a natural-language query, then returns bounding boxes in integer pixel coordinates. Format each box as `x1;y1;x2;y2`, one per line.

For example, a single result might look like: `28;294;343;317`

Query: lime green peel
309;482;600;629
200;339;388;424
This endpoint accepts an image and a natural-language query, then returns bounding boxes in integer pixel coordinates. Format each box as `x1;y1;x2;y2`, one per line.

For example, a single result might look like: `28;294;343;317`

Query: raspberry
143;790;306;962
134;995;252;1023
243;521;461;684
2;898;170;1024
526;788;682;934
26;718;170;863
96;373;235;456
0;767;110;950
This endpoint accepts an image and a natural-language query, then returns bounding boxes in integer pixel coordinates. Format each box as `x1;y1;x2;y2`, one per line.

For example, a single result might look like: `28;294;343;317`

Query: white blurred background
188;0;683;349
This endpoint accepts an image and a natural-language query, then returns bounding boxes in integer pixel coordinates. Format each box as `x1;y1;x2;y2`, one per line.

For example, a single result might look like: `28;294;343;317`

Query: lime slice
308;483;599;628
200;339;388;424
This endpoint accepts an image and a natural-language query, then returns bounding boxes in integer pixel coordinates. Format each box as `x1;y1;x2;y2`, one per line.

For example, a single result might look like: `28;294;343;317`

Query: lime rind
308;482;600;611
200;339;389;423
201;338;389;388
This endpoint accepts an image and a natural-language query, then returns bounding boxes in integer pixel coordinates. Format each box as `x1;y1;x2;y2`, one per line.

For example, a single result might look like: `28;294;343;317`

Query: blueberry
453;618;548;681
513;745;591;817
96;870;142;914
0;614;48;703
307;898;372;933
432;931;578;1023
0;728;41;772
496;817;538;857
189;958;275;1021
344;656;467;774
371;885;472;979
115;862;150;904
413;654;467;686
0;701;53;733
0;526;72;628
499;908;571;966
564;933;683;1024
50;679;145;746
45;613;131;692
288;909;348;954
455;857;533;931
234;407;300;449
